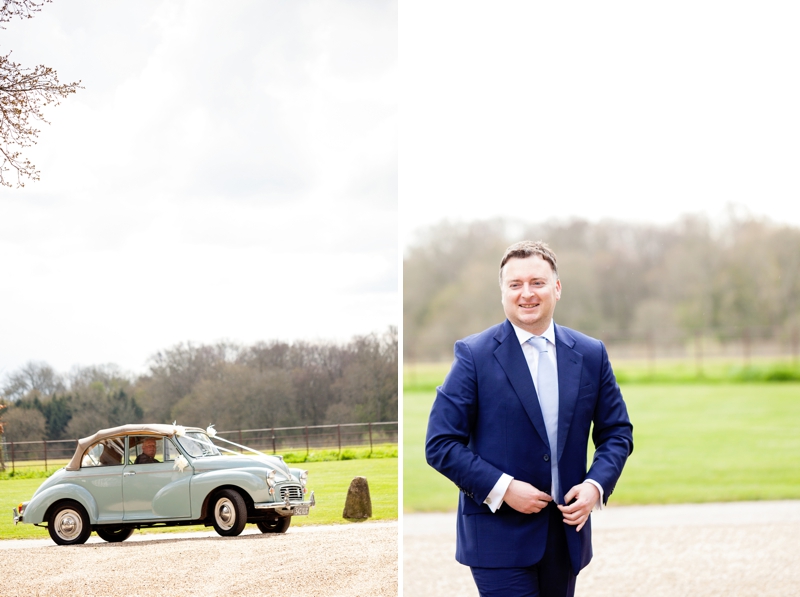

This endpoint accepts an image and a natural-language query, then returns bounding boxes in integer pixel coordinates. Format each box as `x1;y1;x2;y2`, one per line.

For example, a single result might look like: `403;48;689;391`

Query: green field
0;457;397;540
0;444;398;480
405;362;800;511
405;358;800;390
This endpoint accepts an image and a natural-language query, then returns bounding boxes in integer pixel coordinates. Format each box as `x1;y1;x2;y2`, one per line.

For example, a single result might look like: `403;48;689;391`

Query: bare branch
0;1;82;187
0;0;50;27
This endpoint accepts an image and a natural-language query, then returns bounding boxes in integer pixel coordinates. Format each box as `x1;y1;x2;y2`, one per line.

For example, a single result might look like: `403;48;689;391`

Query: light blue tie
529;336;561;503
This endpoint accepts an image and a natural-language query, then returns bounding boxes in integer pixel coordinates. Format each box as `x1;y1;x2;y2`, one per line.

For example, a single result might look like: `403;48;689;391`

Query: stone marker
342;476;372;520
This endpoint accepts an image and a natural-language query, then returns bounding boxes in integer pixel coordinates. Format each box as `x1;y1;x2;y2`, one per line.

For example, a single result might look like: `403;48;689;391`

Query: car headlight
299;470;308;487
267;469;277;489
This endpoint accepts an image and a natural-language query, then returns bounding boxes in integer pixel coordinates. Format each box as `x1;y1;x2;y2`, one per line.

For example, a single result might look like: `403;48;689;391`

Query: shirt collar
510;320;556;346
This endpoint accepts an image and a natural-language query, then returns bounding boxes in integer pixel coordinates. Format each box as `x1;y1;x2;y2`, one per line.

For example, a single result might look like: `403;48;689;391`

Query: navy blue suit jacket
425;320;633;574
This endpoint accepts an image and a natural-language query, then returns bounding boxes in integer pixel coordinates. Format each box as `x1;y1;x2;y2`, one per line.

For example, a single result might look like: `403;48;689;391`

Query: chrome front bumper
253;490;315;515
13;507;22;525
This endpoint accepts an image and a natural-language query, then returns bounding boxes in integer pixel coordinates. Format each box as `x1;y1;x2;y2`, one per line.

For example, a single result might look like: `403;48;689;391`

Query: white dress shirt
483;321;604;512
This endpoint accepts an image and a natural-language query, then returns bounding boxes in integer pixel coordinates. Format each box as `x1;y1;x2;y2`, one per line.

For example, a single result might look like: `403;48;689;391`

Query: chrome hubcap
216;499;234;529
55;510;81;540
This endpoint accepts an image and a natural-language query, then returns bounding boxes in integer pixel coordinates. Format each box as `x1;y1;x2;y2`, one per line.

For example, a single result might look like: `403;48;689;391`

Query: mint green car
13;424;315;545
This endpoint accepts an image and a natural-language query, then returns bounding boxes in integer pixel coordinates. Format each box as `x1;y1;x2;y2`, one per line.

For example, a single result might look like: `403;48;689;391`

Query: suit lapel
493;320;550;448
555;324;583;463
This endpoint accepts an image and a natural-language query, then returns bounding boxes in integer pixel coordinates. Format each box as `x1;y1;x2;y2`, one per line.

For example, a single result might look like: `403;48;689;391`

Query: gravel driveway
6;501;800;596
403;500;800;596
0;521;397;597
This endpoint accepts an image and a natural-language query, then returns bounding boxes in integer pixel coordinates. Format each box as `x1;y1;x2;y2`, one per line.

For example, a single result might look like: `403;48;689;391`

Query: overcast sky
4;1;799;377
401;2;800;244
0;1;397;376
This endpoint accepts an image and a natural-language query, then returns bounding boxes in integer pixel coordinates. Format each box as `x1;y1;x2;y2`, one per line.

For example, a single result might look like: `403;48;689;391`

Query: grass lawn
405;358;800;389
615;385;800;504
0;457;397;540
404;364;800;511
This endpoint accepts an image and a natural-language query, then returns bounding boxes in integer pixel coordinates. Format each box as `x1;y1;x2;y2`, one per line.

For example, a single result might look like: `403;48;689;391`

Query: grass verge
0;444;397;480
405;358;800;390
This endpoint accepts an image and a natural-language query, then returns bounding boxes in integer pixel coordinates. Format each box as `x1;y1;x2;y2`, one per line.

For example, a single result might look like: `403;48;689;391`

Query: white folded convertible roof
66;424;205;471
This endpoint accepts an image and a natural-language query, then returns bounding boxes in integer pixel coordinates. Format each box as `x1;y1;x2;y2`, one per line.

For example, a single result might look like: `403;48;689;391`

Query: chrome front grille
280;485;303;501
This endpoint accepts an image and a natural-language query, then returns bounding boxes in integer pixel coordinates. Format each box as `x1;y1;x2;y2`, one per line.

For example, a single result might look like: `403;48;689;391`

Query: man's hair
499;240;558;285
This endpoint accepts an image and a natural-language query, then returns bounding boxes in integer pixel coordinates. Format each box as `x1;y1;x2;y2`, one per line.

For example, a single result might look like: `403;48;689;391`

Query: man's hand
503;480;553;514
558;482;600;531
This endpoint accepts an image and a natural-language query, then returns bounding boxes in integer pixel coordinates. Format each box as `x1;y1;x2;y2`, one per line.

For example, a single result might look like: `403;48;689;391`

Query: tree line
0;327;397;443
404;212;800;361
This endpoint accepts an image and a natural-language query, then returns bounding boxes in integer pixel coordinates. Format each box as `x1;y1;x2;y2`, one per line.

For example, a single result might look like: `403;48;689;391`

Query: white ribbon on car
181;424;291;481
173;454;189;472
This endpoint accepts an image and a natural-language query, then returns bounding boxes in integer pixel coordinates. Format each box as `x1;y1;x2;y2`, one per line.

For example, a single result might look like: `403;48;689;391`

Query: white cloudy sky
4;1;799;377
0;1;396;376
401;1;800;244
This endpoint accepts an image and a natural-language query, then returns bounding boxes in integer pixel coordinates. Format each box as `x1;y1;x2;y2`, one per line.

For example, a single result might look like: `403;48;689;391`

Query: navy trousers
470;503;577;597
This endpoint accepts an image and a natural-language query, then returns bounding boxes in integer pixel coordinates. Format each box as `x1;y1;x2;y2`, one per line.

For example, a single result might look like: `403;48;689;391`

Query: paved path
403;501;800;596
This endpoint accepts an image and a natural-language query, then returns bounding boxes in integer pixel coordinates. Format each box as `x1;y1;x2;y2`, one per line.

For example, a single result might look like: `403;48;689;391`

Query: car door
75;437;125;522
122;435;192;521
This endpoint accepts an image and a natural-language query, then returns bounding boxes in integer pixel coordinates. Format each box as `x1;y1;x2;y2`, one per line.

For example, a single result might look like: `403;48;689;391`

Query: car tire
211;489;248;537
96;526;134;543
48;501;92;546
256;516;291;534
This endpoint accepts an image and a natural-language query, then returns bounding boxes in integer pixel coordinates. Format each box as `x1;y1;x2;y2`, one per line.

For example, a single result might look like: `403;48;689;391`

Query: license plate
293;505;310;516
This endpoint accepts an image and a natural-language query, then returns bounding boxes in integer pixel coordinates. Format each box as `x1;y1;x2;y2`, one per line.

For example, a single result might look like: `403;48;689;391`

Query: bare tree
1;360;64;401
0;0;81;187
2;405;46;442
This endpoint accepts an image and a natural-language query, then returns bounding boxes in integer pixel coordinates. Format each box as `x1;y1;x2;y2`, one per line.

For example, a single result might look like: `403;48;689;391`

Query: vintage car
12;423;315;545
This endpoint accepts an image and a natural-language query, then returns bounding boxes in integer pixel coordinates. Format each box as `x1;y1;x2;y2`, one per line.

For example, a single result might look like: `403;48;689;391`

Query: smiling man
426;240;633;597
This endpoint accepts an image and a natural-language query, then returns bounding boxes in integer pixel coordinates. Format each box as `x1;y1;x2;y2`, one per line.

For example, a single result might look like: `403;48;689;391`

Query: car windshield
177;432;221;457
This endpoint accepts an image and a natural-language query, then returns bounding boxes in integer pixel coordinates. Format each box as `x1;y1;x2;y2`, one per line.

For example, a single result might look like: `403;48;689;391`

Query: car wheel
211;489;248;537
48;501;92;546
256;516;291;534
96;526;134;543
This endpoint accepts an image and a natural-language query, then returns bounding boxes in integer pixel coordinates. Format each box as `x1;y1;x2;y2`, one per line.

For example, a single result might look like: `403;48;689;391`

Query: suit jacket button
543;454;550;462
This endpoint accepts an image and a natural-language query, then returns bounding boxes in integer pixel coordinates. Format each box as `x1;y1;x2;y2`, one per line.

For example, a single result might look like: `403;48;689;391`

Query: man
426;240;633;597
134;437;160;464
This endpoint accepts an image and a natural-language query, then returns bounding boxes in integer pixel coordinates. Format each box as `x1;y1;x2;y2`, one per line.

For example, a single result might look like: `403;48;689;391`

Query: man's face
142;439;156;457
500;255;561;336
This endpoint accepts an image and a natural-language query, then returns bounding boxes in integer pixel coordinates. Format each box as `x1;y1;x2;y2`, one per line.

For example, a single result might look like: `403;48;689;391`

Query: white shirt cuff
484;473;514;513
585;478;604;511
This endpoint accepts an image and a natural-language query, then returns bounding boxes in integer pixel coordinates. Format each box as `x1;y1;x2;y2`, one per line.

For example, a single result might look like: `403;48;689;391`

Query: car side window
128;436;164;465
164;437;179;462
81;438;125;468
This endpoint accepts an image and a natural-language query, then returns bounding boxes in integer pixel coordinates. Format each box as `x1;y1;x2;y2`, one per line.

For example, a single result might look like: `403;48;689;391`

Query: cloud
0;0;397;375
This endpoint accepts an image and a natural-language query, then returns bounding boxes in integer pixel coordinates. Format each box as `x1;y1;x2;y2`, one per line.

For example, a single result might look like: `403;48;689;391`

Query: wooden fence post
369;422;373;455
305;426;309;456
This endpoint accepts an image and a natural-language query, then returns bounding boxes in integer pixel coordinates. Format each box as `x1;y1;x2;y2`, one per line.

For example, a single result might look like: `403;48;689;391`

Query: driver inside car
134;438;160;464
